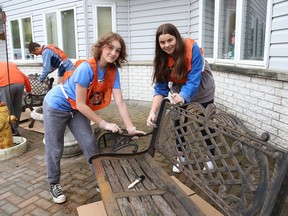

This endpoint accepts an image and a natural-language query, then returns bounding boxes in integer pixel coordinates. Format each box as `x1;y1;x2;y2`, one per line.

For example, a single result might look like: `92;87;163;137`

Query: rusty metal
96;130;154;153
89;99;288;216
155;99;288;216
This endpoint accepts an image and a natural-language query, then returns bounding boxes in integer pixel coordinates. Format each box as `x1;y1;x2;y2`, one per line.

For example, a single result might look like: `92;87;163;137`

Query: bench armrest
89;129;154;163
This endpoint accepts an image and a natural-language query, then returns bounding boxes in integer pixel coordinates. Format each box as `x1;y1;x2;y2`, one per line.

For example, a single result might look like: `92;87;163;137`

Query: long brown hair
91;32;127;68
153;23;187;83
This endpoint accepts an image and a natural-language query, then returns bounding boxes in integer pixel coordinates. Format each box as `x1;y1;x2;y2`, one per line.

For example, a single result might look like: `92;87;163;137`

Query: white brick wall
120;64;154;101
214;70;288;149
18;64;288;149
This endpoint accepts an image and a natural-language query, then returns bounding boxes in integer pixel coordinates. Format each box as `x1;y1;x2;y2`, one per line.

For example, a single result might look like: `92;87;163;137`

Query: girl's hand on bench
99;120;121;133
127;127;146;139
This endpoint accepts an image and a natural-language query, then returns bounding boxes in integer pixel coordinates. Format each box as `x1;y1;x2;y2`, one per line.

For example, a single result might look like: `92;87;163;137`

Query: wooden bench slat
93;153;206;216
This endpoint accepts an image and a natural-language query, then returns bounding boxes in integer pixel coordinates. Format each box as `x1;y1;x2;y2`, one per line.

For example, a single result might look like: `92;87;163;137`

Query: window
202;0;269;66
44;9;77;59
10;17;33;60
95;4;116;40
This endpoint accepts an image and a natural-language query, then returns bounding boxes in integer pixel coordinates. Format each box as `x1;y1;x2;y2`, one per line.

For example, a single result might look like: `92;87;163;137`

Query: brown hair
28;42;41;53
153;23;187;83
91;32;127;68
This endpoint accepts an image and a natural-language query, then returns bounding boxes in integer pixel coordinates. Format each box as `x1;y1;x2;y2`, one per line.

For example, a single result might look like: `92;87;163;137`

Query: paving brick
0;192;13;200
30;207;51;216
34;198;53;210
18;196;41;208
11;204;37;216
1;202;19;215
5;194;24;205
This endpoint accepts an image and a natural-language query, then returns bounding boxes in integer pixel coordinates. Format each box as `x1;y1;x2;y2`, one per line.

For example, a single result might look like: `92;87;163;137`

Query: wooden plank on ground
77;201;107;216
171;175;224;216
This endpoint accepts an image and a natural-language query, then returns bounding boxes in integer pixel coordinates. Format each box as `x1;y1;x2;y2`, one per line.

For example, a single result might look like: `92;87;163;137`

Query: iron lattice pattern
155;101;288;216
28;73;51;95
23;74;54;107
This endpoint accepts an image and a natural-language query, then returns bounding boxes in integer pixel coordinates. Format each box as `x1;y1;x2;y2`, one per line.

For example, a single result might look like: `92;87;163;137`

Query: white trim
43;7;78;60
18;17;24;60
264;0;273;69
198;0;203;47
73;7;79;60
234;0;242;63
111;4;116;32
213;0;220;62
57;11;62;48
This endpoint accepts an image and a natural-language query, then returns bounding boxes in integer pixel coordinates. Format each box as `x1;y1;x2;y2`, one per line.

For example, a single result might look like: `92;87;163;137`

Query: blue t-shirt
44;61;121;111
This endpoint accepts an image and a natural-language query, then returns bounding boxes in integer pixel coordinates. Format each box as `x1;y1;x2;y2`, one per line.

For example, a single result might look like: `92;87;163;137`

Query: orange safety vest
62;58;116;111
44;44;68;62
167;38;204;84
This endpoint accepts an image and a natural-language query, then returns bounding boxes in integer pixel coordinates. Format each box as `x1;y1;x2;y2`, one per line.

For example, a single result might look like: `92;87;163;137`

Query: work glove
171;93;184;105
99;120;121;133
147;110;157;127
126;127;146;135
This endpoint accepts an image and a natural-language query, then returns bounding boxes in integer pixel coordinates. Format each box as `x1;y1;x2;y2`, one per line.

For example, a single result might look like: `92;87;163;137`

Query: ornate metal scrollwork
96;130;153;153
155;101;288;216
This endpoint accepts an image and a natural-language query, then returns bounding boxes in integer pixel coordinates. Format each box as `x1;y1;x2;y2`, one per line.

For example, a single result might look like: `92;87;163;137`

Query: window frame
9;15;34;62
200;0;273;69
43;7;78;60
94;3;116;42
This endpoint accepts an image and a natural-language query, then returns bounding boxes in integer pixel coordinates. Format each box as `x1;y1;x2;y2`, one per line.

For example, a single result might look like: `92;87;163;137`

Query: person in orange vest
28;42;75;82
0;62;32;136
146;23;215;173
42;32;145;204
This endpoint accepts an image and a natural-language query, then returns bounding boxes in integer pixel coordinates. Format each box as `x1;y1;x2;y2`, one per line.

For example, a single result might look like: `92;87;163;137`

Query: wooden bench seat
77;176;222;216
92;152;205;215
88;99;288;216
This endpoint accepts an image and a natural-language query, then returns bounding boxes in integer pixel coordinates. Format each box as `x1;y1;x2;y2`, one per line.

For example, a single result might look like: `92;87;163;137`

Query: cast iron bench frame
89;99;288;216
21;73;54;128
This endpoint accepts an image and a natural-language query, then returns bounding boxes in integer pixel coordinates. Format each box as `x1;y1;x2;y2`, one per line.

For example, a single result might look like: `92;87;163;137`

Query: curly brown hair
91;32;127;68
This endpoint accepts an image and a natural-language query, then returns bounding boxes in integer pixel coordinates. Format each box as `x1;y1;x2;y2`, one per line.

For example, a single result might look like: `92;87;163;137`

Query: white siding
202;0;215;58
189;0;200;40
129;0;190;61
269;0;288;71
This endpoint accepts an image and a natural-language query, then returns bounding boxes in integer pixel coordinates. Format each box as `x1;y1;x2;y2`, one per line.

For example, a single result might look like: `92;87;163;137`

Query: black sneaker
50;184;66;204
